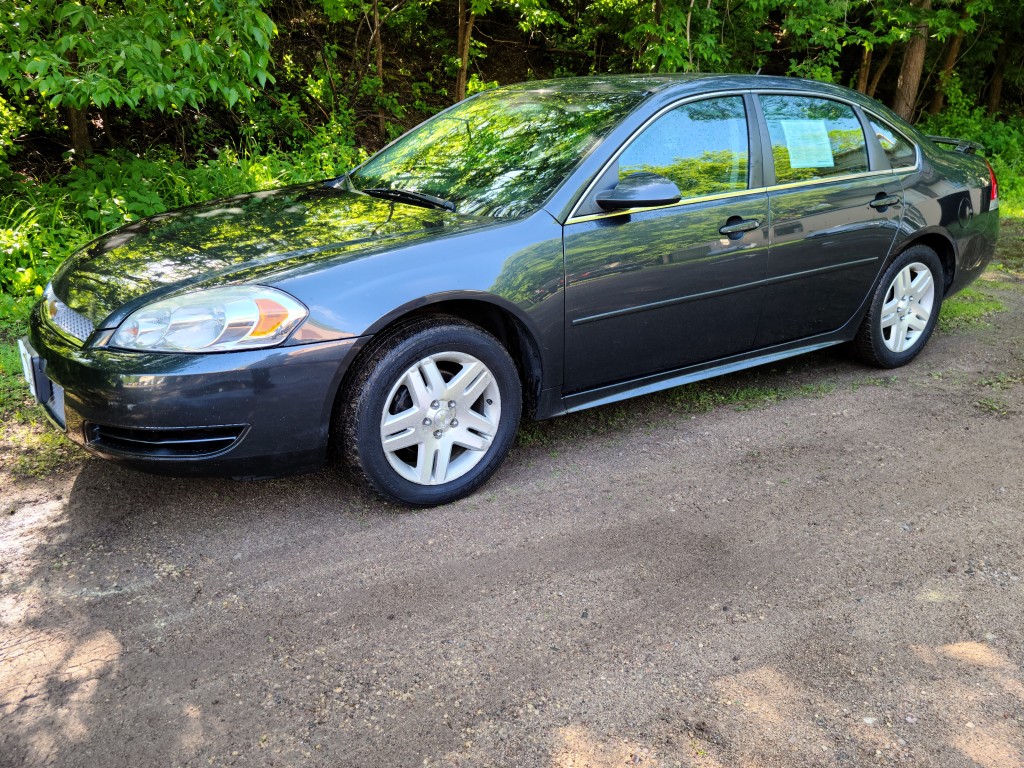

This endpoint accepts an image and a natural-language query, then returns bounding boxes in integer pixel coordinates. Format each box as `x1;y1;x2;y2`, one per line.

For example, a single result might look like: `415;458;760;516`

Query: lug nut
450;419;459;427
448;400;456;408
431;400;439;409
433;430;443;439
422;418;432;426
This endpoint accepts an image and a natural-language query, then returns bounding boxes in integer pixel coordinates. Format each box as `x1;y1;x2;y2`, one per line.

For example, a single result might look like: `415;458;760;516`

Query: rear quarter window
868;118;918;169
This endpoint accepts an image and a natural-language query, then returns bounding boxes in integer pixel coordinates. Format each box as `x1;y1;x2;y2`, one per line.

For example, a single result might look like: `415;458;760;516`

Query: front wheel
340;317;522;507
852;245;944;368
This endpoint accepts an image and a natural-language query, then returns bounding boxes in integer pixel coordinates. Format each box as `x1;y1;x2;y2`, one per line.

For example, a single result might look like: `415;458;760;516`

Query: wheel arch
336;295;546;423
893;229;957;294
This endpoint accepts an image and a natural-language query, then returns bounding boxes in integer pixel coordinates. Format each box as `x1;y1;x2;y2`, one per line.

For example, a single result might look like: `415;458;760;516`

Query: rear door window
759;95;869;183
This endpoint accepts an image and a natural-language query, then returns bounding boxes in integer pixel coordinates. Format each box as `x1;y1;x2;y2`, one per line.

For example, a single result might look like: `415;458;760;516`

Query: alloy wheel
379;351;502;485
880;261;935;353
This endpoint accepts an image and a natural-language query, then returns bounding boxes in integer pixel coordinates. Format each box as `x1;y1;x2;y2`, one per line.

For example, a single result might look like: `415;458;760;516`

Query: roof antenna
755;67;762;75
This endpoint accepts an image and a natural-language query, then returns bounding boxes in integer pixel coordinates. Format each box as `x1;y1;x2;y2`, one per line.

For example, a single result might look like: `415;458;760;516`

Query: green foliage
466;74;500;95
0;0;276;113
0;0;1020;318
0;94;24;161
0;115;364;298
919;75;1024;216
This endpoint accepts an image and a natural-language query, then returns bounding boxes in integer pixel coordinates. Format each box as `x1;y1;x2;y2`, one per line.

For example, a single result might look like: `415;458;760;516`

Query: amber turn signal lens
252;298;292;337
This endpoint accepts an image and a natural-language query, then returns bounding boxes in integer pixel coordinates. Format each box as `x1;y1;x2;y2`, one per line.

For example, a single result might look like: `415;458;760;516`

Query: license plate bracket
17;338;39;402
17;338;63;428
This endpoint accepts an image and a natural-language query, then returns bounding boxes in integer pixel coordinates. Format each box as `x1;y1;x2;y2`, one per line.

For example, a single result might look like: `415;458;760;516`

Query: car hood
51;182;493;327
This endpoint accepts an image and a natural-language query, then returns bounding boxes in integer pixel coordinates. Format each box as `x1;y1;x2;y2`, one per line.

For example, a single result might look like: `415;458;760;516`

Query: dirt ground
2;279;1024;768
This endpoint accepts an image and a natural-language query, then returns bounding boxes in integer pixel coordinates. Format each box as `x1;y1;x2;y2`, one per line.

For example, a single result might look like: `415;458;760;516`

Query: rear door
754;93;904;347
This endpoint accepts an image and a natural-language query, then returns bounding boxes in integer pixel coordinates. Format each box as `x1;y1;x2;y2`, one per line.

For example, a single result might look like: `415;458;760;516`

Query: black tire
339;316;522;507
852;245;945;368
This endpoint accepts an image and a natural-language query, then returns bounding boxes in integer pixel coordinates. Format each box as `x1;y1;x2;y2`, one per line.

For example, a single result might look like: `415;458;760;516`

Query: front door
563;95;769;393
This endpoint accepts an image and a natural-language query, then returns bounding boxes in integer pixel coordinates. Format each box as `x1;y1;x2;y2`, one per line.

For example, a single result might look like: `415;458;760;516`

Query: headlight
109;286;308;353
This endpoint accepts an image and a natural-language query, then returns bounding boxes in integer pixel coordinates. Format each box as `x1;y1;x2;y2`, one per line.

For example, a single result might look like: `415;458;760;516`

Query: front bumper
25;305;362;478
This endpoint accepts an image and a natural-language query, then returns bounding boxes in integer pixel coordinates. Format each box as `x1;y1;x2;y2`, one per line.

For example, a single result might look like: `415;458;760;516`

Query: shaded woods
0;0;1021;308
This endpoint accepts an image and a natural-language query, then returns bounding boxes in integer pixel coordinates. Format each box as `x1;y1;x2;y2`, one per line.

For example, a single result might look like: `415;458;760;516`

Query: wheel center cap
434;409;452;429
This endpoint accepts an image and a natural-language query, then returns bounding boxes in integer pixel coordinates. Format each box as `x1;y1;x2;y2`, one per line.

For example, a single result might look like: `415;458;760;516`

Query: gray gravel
3;286;1024;768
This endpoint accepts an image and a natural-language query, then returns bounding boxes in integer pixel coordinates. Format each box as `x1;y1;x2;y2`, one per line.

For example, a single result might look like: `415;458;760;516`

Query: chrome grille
46;294;95;342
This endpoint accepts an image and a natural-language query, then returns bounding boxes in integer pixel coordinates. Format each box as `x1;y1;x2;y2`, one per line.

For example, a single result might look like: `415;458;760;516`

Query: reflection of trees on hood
55;185;458;320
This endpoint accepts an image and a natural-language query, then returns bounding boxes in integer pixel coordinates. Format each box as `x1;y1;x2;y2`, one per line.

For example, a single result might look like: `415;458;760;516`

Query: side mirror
596;172;681;211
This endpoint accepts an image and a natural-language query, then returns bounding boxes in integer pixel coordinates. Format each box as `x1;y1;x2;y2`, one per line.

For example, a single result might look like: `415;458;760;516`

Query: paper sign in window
779;120;834;168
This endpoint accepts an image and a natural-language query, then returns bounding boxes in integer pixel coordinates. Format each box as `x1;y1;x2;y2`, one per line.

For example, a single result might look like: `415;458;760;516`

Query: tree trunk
100;107;116;149
66;105;92;164
649;0;664;69
372;0;386;135
987;40;1010;116
929;24;965;113
684;0;697;69
892;0;932;122
454;0;477;101
866;45;895;99
856;45;872;93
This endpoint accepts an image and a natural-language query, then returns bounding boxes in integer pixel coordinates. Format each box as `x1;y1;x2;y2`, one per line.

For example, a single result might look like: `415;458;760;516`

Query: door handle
719;219;761;236
869;195;901;210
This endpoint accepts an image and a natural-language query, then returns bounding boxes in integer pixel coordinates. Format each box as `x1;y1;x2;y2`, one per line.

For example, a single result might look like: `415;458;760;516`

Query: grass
979;372;1024;390
0;331;82;479
666;379;837;413
934;216;1023;331
938;287;1005;331
975;396;1011;417
515;365;848;449
988;217;1024;281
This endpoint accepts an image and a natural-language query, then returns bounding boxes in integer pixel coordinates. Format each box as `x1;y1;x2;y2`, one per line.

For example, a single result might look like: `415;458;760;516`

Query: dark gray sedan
20;75;999;506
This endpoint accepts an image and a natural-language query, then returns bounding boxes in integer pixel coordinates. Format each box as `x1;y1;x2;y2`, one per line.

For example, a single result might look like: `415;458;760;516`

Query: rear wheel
341;318;522;506
853;245;944;368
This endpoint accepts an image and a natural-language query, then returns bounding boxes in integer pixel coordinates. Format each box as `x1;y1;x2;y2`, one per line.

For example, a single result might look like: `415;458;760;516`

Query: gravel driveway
3;279;1023;768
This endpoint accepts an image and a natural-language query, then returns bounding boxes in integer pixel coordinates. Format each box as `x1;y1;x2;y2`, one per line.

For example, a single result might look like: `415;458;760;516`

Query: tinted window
759;95;868;183
352;89;644;218
618;96;749;198
869;117;917;169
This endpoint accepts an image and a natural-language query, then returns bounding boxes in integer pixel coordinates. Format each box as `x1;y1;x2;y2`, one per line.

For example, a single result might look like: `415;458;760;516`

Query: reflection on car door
563;95;769;393
754;94;904;347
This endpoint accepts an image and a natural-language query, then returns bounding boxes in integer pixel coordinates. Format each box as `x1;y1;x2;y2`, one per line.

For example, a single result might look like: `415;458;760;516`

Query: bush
0;123;365;301
919;75;1024;217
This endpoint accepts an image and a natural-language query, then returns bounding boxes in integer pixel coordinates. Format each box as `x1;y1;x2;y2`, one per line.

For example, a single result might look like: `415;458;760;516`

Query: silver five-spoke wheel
853;245;944;369
380;352;502;485
880;261;935;353
342;317;521;507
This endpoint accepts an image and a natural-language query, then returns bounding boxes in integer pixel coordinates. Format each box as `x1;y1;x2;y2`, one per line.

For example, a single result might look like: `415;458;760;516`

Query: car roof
496;73;914;132
497;72;872;102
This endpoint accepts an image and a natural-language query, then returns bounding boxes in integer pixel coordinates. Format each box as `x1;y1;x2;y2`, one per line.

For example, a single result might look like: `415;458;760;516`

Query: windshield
349;88;646;218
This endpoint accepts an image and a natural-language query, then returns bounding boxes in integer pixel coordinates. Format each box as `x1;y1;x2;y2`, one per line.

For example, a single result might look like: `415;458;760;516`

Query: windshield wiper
362;187;456;212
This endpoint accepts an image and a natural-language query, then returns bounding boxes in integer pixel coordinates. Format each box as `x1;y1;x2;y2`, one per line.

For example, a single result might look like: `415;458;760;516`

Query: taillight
985;160;999;210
